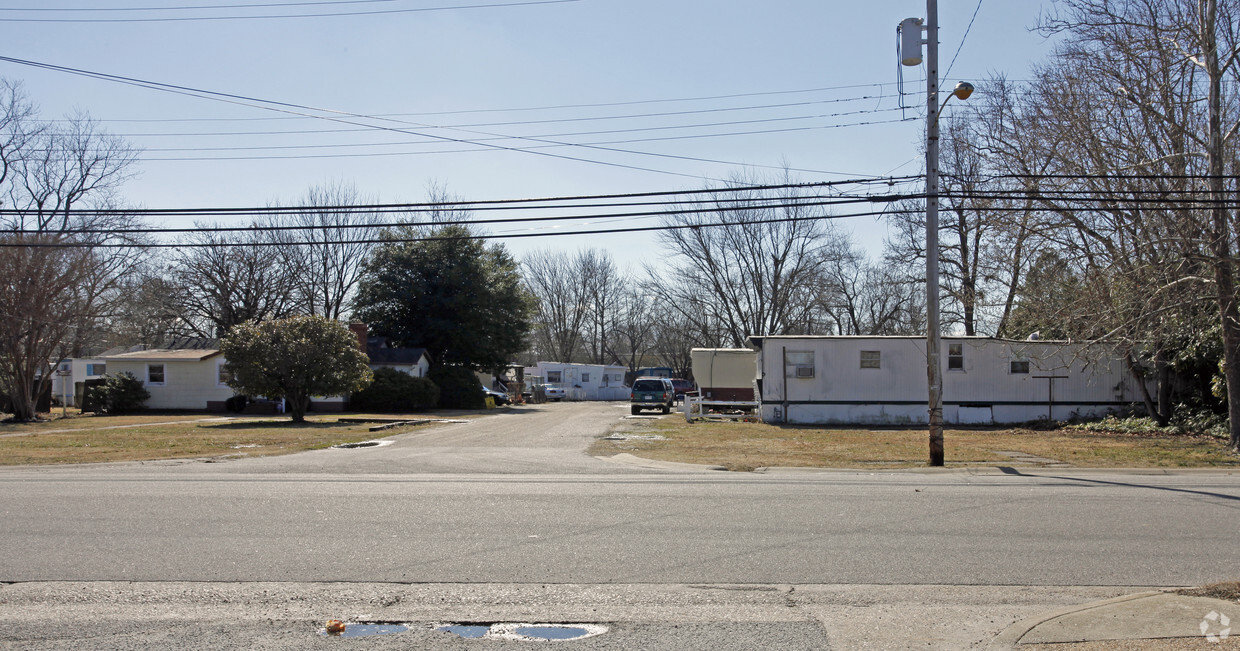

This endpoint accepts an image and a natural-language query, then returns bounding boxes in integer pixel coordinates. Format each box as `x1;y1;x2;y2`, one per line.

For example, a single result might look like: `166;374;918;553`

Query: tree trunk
1202;0;1240;451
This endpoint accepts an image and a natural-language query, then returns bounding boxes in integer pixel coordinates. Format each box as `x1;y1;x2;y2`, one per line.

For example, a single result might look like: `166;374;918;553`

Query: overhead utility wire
78;82;919;124
106;96;901;137
129;109;912;154
4;195;909;237
0;207;896;248
0;0;400;11
136;117;916;165
0;55;726;183
0;0;580;22
0;177;916;217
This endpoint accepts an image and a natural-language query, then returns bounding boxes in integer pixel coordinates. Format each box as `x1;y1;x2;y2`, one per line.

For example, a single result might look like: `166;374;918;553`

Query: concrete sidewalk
992;590;1239;649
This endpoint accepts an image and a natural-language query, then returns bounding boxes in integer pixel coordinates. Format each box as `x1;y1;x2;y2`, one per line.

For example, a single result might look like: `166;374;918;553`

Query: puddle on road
331;440;393;449
321;623;409;638
514;625;593;640
437;623;607;641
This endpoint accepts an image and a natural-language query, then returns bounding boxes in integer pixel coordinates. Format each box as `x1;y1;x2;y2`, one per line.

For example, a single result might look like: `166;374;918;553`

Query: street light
901;2;973;466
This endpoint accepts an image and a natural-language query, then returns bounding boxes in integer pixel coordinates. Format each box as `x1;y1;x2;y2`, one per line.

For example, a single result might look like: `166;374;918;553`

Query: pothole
436;623;608;641
320;622;409;638
331;440;394;449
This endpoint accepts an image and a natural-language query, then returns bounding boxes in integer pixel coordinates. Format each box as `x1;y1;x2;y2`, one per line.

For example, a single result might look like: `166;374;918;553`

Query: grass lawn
592;418;1240;471
0;411;464;466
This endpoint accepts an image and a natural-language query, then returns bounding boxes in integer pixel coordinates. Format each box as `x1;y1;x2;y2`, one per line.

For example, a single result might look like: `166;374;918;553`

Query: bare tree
523;249;589;362
822;246;924;336
0;80;144;420
169;224;298;337
1013;0;1240;441
607;285;661;373
656;172;849;347
269;181;382;321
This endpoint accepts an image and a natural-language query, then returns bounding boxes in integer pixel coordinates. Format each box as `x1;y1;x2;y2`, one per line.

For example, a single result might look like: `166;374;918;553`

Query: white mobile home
690;348;757;401
748;336;1145;425
523;362;629;401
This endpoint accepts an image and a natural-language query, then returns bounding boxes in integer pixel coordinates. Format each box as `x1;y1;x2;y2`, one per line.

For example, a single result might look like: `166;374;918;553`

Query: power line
0;207;897;249
126;111;912;155
0;54;726;182
0;178;916;218
0;0;399;12
74;82;920;124
943;0;984;82
105;96;902;137
5;196;908;237
0;0;580;23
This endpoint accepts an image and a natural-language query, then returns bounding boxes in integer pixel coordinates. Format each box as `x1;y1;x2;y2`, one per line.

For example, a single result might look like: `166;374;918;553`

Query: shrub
428;365;485;409
224;395;249;413
349;367;440;412
87;372;150;414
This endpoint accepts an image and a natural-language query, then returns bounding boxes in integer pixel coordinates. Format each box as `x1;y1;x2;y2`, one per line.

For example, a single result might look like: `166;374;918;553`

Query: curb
988;591;1164;650
595;453;727;472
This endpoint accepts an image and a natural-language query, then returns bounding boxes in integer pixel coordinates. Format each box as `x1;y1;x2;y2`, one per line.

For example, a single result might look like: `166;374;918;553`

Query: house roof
103;348;221;362
367;346;430;366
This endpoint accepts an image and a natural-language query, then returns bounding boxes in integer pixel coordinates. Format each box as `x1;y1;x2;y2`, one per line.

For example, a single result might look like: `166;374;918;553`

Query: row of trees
890;0;1239;449
2;0;1238;452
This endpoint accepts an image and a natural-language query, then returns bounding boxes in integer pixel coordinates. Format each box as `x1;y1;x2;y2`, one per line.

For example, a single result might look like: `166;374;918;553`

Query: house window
785;351;815;378
546;370;562;383
1010;360;1030;374
860;350;881;369
948;343;964;371
217;362;232;385
86;363;105;376
59;361;72;373
581;373;590;383
147;363;166;385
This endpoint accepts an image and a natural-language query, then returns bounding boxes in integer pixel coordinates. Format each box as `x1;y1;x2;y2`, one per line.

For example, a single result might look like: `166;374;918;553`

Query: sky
0;0;1058;269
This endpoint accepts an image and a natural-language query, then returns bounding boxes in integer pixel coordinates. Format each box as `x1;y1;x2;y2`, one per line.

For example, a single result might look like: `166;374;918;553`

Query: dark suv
630;377;675;415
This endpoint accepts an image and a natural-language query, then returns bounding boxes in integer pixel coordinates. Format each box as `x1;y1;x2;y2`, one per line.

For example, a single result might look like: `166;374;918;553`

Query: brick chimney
348;322;368;355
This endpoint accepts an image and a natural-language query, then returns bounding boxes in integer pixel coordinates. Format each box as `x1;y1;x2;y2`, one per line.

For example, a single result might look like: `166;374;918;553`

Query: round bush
349;367;440;412
87;372;151;415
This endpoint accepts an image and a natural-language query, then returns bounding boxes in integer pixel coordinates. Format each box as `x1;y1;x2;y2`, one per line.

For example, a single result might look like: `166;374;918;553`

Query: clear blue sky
1;0;1055;267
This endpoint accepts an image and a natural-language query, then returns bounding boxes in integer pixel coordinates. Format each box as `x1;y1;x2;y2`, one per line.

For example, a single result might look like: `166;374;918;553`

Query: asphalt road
2;401;1238;649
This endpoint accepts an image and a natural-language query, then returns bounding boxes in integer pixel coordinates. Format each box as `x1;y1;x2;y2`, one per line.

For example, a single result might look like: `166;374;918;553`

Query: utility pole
923;0;944;467
901;1;970;467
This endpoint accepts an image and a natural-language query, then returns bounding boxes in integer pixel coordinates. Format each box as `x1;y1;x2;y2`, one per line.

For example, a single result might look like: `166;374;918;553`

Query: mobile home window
1010;359;1030;374
860;350;881;369
785;351;815;378
147;363;165;385
86;363;105;376
581;373;590;383
546;370;562;383
948;343;964;370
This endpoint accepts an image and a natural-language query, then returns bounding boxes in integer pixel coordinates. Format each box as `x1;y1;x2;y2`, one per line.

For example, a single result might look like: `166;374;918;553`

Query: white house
747;335;1146;425
102;346;236;411
523;362;629;401
366;342;432;377
48;357;109;407
103;341;348;413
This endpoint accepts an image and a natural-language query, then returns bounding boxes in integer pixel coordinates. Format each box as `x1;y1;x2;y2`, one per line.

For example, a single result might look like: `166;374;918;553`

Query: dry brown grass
1177;581;1240;601
592;419;1240;471
0;411;459;466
